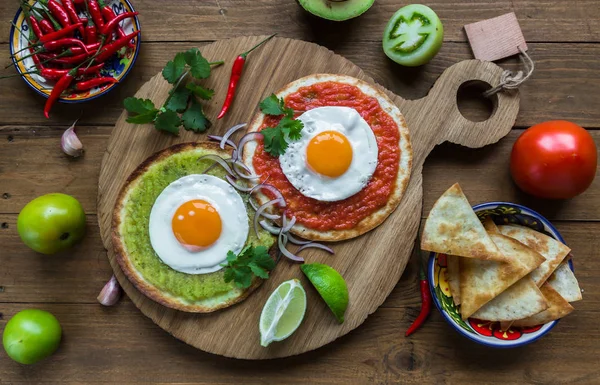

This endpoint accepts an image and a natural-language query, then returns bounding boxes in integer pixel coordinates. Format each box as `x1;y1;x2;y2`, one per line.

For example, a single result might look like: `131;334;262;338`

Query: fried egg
279;106;378;201
148;174;249;274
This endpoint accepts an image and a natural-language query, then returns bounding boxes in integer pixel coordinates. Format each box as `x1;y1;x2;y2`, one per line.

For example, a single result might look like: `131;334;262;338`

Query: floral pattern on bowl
428;202;574;348
9;0;141;103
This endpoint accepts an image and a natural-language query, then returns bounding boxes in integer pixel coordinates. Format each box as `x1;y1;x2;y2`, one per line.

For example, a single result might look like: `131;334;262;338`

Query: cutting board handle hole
456;80;497;123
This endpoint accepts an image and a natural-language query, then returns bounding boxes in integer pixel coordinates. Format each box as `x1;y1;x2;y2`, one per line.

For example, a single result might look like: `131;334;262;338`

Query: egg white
279;106;378;202
148;174;249;275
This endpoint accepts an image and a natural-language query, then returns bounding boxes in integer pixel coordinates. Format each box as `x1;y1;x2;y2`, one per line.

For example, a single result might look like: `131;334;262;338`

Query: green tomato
17;193;86;255
3;309;62;365
383;4;444;67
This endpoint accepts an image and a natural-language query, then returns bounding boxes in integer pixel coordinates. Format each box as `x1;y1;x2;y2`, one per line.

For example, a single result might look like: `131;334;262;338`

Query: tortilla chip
459;233;545;319
471;276;548;321
421;183;507;261
483;217;500;233
446;255;461;305
512;283;574;327
547;262;582;302
498;225;570;286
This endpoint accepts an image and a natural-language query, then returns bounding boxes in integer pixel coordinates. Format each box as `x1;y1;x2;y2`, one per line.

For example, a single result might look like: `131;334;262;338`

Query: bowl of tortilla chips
422;184;582;348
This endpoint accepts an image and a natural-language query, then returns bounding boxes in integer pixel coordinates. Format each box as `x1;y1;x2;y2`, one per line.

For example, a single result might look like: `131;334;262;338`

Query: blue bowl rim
9;0;141;103
427;201;573;348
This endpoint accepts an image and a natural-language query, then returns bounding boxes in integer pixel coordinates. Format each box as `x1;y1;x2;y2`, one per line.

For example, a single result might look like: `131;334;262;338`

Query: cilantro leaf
186;83;215;100
154;109;181;135
165;86;191;112
248;262;269;279
184;48;211;79
259;94;286;116
124;97;159;124
280;116;303;140
221;246;275;289
124;97;156;115
126;111;158;124
181;98;211;132
162;52;186;84
261;126;288;156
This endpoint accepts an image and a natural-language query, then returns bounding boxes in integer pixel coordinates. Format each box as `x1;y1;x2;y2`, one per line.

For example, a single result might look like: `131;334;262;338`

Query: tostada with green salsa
112;142;276;312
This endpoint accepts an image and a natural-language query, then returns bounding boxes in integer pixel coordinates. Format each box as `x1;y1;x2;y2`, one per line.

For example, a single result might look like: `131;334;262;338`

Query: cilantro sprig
259;94;304;157
222;245;276;289
124;48;223;134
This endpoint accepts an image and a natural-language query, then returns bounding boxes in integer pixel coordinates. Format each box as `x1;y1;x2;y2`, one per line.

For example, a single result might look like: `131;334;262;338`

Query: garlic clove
61;119;83;157
97;275;122;306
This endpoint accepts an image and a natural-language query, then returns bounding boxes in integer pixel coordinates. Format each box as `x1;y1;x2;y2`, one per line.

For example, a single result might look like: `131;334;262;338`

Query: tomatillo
17;193;86;254
2;309;62;364
383;4;444;67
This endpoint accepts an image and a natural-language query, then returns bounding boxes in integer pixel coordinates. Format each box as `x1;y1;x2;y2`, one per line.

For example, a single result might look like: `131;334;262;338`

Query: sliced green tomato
383;4;444;67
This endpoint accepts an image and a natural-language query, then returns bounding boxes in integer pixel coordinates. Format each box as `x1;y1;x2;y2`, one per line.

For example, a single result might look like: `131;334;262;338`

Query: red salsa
252;81;401;231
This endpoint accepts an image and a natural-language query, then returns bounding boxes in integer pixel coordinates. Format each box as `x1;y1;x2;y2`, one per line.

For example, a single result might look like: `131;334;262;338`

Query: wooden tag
464;12;528;61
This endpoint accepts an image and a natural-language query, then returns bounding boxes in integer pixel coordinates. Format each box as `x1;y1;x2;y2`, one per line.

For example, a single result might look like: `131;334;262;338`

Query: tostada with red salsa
243;74;412;241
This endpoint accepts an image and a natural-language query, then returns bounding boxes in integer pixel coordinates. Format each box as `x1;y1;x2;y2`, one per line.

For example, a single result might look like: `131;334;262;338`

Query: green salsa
120;149;275;302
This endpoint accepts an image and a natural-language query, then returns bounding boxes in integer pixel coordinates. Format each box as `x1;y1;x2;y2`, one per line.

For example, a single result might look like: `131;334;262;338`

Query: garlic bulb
61;119;83;157
97;275;122;306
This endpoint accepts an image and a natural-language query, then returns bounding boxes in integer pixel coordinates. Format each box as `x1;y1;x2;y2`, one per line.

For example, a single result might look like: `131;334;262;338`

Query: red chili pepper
44;71;75;118
29;16;44;40
62;0;85;39
99;11;137;35
85;18;98;45
47;53;89;65
39;23;82;43
87;0;105;29
70;42;101;56
75;76;117;91
73;0;85;4
39;19;55;35
98;0;130;44
405;257;432;337
46;0;71;29
4;63;104;81
217;34;276;119
42;37;89;54
95;30;139;62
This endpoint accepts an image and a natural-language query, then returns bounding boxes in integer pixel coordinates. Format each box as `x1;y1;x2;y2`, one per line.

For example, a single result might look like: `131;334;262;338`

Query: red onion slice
251;183;286;204
221;123;247;150
278;233;304;262
251;199;280;220
233;161;260;180
254;198;284;237
208;135;237;151
298;242;334;254
282;215;296;233
198;154;235;176
236;132;264;161
259;220;281;235
225;175;254;192
287;232;311;245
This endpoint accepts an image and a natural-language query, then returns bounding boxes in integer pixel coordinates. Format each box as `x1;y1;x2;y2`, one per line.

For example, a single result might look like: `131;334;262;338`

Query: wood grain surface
1;0;599;382
95;36;518;358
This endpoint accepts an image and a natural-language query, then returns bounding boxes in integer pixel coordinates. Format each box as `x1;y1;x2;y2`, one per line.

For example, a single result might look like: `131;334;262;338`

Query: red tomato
510;120;597;199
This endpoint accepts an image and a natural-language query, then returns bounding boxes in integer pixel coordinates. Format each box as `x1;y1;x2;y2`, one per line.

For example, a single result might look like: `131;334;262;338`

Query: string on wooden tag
483;46;534;98
464;13;534;97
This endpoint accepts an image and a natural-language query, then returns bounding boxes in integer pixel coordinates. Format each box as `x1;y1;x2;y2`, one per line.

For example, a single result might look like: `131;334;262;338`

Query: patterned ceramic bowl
428;202;574;348
9;0;141;103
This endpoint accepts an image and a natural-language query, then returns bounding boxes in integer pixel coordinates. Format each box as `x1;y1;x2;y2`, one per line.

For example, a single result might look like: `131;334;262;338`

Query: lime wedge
300;263;349;323
259;279;307;347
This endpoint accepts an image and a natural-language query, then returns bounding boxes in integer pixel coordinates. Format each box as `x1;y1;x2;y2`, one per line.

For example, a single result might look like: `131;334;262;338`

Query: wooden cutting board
97;36;519;359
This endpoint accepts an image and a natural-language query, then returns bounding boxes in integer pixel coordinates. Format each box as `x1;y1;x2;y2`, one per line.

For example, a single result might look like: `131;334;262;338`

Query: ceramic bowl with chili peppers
9;0;141;105
428;202;576;348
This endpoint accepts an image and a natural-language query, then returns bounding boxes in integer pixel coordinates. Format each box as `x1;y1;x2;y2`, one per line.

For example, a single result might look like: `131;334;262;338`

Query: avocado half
298;0;375;21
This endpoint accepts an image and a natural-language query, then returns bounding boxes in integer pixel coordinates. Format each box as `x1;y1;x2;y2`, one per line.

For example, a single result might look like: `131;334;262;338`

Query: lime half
300;263;349;323
259;279;307;347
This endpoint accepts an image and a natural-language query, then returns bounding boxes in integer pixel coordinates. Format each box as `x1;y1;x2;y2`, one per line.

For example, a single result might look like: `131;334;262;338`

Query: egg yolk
171;199;222;249
306;131;353;178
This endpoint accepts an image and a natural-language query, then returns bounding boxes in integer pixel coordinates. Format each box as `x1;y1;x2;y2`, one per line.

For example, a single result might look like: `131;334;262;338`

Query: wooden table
1;1;599;383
